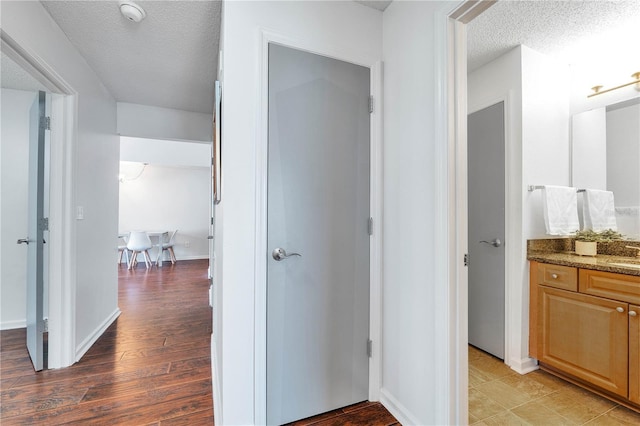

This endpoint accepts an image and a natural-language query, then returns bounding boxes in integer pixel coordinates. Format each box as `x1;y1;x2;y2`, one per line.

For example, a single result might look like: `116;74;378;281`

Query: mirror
572;97;640;239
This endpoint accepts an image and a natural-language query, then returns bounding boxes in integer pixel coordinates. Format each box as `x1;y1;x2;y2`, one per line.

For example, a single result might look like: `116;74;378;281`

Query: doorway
266;43;371;424
2;30;78;370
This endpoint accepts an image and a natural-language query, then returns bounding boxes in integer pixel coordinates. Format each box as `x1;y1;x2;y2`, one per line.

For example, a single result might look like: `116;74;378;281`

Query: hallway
0;259;213;424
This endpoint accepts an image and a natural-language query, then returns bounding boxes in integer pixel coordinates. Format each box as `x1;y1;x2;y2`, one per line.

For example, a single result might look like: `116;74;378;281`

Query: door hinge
367;339;373;358
39;217;49;231
464;253;469;267
368;217;373;236
41;116;51;130
43;318;49;333
368;95;374;114
211;217;214;225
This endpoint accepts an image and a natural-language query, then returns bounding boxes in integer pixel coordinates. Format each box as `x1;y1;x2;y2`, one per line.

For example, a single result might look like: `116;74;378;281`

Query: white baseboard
0;319;27;330
379;388;421;426
130;254;209;264
75;308;121;362
509;356;539;374
211;336;222;426
176;255;209;261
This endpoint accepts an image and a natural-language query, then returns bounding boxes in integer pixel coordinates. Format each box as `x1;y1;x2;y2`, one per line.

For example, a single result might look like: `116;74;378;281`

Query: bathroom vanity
529;240;640;411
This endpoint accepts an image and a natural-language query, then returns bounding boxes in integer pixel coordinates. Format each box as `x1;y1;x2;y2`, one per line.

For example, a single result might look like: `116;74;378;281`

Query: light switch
76;206;84;220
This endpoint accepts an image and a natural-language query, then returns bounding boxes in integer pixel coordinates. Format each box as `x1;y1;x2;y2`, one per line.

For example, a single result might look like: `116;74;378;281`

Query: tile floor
469;345;640;425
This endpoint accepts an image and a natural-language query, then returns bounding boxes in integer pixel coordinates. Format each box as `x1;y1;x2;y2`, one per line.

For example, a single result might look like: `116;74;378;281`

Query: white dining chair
127;231;153;269
117;233;130;266
158;230;178;265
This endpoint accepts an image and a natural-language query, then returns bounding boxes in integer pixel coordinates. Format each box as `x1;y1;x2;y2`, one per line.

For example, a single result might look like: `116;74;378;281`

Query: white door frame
1;30;78;369
253;30;383;424
432;1;505;423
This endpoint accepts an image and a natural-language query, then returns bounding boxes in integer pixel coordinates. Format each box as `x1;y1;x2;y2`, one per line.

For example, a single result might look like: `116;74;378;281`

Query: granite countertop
527;238;640;277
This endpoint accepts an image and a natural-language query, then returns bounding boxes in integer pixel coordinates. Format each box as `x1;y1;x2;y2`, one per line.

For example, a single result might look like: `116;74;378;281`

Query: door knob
272;248;301;261
17;238;29;245
480;238;502;247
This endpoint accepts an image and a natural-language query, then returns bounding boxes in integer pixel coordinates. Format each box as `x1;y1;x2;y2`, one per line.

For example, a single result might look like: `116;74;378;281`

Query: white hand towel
542;185;580;235
583;189;617;232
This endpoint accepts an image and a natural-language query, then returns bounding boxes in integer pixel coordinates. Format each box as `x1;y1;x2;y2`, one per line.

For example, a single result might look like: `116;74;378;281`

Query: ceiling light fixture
119;1;146;23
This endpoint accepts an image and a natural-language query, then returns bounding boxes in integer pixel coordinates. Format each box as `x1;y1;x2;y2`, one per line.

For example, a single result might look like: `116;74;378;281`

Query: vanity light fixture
588;71;640;98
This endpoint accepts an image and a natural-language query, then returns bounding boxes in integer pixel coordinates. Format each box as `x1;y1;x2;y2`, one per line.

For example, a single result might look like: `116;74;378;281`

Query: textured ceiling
42;1;221;114
1;51;49;92
467;0;640;72
354;0;393;12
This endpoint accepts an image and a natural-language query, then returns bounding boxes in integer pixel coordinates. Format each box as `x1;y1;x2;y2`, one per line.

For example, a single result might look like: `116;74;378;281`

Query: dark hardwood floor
286;401;399;426
1;259;399;425
1;259;213;425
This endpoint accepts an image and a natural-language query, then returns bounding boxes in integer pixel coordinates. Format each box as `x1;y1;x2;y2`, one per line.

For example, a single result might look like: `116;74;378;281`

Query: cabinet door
538;286;629;397
630;305;640;404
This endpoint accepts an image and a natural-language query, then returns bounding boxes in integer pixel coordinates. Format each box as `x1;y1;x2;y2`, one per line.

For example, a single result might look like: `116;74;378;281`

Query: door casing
444;0;543;424
253;30;383;424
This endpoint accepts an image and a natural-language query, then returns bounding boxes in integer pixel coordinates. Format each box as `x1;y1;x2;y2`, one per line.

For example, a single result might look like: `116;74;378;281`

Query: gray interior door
468;102;506;359
267;44;370;425
26;91;47;371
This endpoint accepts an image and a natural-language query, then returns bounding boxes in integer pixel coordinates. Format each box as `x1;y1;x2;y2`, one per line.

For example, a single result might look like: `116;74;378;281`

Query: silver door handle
17;238;29;245
272;248;301;261
480;238;502;247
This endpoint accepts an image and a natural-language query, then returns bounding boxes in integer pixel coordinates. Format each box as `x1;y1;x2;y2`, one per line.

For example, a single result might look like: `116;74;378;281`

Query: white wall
2;2;120;360
0;89;37;329
119;161;210;262
117;102;212;142
219;1;381;424
120;136;211;168
522;46;571;238
382;1;465;424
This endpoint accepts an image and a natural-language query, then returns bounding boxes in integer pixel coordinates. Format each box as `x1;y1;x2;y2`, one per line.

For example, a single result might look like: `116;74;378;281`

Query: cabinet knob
551;273;558;279
616;307;625;313
630;311;638;317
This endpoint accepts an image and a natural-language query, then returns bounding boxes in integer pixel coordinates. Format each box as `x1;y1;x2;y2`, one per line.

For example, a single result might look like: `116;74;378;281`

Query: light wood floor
469;345;640;425
1;259;213;424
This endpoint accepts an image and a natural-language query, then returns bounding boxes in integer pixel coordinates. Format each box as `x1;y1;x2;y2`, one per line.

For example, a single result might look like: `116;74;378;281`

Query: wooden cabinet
579;269;640;305
538;286;628;396
530;261;640;409
631;305;640;404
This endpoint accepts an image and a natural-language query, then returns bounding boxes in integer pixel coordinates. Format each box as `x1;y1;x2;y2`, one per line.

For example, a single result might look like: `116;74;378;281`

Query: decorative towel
583;189;617;232
542;185;580;235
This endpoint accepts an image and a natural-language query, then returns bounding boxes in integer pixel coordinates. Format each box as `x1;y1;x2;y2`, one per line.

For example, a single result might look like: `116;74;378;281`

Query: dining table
119;231;169;267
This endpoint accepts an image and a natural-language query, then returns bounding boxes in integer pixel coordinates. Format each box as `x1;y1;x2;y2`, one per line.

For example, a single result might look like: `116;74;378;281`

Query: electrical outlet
184;240;190;248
